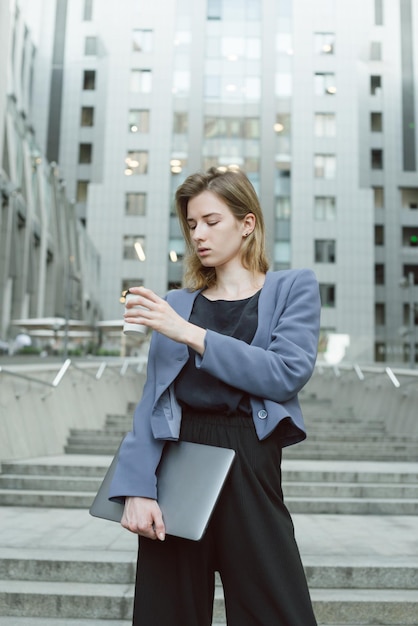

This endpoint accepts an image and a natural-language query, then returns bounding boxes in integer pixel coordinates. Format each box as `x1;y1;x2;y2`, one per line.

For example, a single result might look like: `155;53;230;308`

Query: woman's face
186;190;253;270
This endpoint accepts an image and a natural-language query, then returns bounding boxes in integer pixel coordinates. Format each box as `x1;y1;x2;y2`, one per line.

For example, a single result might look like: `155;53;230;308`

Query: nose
191;222;205;242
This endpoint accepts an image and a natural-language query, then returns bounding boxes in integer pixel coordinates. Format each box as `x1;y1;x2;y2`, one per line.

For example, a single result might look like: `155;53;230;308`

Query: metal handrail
0;359;71;388
0;357;146;388
315;360;418;389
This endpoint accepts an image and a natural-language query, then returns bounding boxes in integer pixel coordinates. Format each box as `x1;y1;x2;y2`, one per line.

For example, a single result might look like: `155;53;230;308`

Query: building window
124;151;148;175
403;303;418;326
83;70;96;90
122;279;144;296
204;116;260;139
314;113;336;137
375;302;385;325
123;235;146;260
375;0;384;25
205;75;221;99
371;149;383;169
375;263;385;285
371;112;382;132
373;187;384;208
129;110;149;133
79;143;92;164
314;196;336;220
370;75;382;95
403;265;418;284
276;33;293;54
274;242;291;265
314;154;336;179
244;117;260;138
314;73;337;95
130;69;152;93
168;238;185;262
276;197;291;219
76;180;89;202
170;157;187;175
402;227;418;247
173;112;188;134
84;36;97;55
375;225;384;245
173;71;191;95
275;73;292;97
80;106;94;126
315;239;336;263
83;0;93;20
243;157;259;173
400;187;418;209
132;29;153;52
314;32;335;55
370;41;382;60
207;0;222;20
125;193;147;216
276;156;291;178
319;284;336;307
375;342;386;362
220;36;261;60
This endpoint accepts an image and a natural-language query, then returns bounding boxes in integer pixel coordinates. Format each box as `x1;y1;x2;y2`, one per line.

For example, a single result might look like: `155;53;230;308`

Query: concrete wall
302;363;418;438
0;358;145;461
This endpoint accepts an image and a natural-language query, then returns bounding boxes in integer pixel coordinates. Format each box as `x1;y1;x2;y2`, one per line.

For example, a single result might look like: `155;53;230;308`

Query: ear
242;213;256;235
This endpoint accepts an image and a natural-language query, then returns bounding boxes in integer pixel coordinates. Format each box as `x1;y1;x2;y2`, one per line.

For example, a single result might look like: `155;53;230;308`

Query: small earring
244;232;250;237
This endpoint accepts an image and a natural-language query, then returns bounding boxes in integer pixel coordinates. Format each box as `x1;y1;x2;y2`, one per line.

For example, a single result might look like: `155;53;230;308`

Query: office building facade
0;0;101;348
11;0;418;364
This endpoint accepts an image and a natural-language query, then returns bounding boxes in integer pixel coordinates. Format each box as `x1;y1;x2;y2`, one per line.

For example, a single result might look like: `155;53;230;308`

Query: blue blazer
109;269;321;501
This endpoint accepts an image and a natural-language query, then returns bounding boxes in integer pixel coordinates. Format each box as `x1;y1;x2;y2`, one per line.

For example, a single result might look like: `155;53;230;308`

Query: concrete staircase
0;395;418;625
0;545;417;625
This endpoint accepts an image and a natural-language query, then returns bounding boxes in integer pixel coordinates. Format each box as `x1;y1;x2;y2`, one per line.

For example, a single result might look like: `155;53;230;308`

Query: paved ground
1;457;418;568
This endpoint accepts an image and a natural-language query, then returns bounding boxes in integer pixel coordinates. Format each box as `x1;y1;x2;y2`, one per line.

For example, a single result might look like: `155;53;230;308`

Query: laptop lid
90;441;235;541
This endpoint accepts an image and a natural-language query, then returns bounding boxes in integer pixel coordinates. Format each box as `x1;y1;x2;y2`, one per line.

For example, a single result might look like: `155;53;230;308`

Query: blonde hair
175;168;270;290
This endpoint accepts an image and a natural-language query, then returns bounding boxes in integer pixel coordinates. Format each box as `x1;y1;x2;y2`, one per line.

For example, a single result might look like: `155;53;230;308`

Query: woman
109;167;320;625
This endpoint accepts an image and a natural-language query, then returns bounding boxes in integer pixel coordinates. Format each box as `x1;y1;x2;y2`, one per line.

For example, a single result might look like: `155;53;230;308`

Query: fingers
121;497;166;541
126;286;159;307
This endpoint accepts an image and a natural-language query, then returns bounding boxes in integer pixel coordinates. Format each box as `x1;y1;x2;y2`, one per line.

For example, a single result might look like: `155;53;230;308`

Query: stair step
1;489;417;513
1;581;418;623
4;458;418;484
286;497;418;515
2;476;417;499
0;580;133;620
0;475;102;491
311;588;418;625
66;434;122;445
65;445;118;455
0;458;112;478
1;551;416;589
1;616;131;626
0;489;94;508
282;482;418;498
284;450;418;461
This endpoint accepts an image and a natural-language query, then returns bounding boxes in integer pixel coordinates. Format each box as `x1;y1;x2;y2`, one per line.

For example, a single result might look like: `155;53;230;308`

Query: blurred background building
1;0;417;365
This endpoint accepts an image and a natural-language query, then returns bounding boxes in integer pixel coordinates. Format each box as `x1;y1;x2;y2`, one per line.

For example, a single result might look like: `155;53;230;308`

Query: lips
197;248;210;256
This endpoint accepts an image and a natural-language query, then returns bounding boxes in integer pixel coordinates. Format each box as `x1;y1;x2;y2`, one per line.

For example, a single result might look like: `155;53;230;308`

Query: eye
207;221;219;226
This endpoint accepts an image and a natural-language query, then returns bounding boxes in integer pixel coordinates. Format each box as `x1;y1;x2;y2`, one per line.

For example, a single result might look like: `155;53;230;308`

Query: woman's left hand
124;286;206;353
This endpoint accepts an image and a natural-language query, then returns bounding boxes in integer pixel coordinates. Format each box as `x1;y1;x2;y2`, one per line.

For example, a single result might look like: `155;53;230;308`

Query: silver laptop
89;441;235;541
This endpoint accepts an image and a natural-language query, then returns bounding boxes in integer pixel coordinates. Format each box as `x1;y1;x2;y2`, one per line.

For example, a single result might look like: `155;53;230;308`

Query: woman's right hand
121;496;166;541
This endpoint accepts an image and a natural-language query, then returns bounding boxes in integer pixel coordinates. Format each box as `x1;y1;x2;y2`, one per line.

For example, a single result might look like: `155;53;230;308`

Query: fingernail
158;533;165;541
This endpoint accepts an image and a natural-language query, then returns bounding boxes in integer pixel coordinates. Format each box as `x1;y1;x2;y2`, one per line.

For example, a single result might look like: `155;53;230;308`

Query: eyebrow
186;212;221;223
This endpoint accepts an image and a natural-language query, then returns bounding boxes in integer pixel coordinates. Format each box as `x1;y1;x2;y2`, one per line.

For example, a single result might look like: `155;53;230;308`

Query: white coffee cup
123;292;147;335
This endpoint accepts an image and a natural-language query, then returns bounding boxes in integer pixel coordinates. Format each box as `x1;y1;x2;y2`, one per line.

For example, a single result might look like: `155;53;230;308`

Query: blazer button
257;409;268;419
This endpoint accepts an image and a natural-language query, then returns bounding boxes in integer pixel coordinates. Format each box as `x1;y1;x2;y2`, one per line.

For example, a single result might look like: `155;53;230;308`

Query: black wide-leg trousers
133;413;317;626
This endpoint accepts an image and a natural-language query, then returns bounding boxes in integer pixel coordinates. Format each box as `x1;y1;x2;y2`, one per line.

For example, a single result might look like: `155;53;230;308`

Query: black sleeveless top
175;290;260;415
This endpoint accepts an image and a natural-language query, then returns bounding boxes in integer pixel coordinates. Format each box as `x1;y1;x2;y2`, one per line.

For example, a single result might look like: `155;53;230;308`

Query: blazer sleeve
194;269;320;403
108;336;165;501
